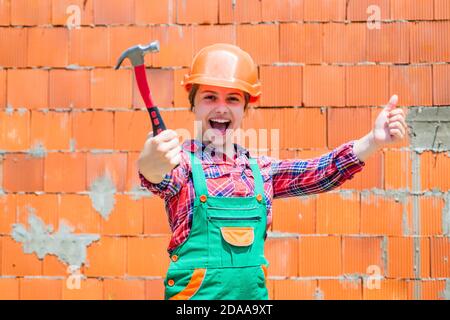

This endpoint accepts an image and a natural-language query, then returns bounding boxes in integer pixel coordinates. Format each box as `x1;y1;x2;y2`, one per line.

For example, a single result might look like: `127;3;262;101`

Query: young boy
138;43;407;300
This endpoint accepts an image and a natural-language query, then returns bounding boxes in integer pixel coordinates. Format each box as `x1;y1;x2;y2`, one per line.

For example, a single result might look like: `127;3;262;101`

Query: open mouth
209;119;231;135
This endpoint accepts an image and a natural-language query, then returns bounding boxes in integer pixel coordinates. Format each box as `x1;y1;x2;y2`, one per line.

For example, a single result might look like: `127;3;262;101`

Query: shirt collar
182;139;250;164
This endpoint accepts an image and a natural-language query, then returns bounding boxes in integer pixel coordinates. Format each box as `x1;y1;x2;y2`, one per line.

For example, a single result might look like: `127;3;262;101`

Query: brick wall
0;0;449;300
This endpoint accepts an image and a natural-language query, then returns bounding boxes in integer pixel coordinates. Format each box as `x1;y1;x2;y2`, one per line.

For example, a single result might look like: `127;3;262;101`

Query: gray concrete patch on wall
89;174;116;220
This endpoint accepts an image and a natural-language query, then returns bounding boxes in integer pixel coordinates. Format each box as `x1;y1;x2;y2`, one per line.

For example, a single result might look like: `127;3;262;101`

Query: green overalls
164;151;269;300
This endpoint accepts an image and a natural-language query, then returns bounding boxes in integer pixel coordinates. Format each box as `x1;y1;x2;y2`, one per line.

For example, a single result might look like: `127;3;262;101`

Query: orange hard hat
181;43;261;103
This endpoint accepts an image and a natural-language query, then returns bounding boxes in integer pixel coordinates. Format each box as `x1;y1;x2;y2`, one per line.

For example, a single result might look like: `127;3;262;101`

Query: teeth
210;119;231;123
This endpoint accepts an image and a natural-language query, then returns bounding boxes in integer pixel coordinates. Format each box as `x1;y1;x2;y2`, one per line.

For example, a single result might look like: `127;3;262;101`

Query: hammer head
114;40;160;69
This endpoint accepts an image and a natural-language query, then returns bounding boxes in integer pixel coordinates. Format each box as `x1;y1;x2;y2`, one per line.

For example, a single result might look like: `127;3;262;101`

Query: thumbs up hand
372;95;408;147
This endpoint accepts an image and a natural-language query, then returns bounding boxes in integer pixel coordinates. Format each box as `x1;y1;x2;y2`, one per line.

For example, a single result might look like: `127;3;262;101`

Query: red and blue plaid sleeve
139;151;190;200
271;140;365;199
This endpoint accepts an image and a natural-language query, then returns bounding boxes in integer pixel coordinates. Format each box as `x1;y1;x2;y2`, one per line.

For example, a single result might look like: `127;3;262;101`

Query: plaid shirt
140;139;365;253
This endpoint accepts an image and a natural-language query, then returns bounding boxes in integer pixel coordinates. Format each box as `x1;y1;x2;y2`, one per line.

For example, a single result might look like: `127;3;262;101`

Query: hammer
115;40;166;136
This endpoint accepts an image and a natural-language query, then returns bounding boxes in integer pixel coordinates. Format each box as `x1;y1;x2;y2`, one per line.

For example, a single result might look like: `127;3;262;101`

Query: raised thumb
384;94;398;112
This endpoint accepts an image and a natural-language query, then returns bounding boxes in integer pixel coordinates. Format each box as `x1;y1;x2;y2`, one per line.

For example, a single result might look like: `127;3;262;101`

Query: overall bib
164;151;269;300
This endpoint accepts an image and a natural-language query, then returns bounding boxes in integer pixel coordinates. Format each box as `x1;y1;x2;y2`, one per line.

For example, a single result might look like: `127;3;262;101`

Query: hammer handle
147;106;166;136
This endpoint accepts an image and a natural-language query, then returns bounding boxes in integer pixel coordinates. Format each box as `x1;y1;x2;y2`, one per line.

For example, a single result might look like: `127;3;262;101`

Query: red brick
265;237;298;277
318;279;362;300
135;0;173;24
298;236;342;276
303;66;345;107
86;152;127;192
109;26;152;68
127;236;170;276
428;153;450;192
410;21;450;63
343;236;384;274
324;23;366;63
52;0;94;26
11;0;51;25
0;28;28;67
143;196;171;235
316;192;360;234
102;195;143;235
20;278;62;300
327;108;372;149
85;236;127;277
3;154;44;192
363;279;408;300
114;111;150;151
30;111;71;150
44;153;86;192
433;64;450;105
346;66;389;106
59;194;102;233
93;0;135;25
390;66;432;106
0;194;16;234
176;0;218;24
72;111;114;149
49;70;91;109
0;110;30;151
0;278;19;300
391;0;434;20
62;278;103;300
69;27;110;66
420;196;445;235
237;24;279;65
126;152;141;191
145;279;165;300
152;25;193;67
384;150;412;190
1;236;42;276
192;24;235;54
91;69;132;109
303;0;346;21
0;0;11;25
261;0;303;22
104;279;145;300
272;196;316;234
347;0;390;21
259;66;302;107
435;0;450;20
7;69;48;109
132;69;174;109
42;254;68;276
367;22;409;63
219;0;261;23
431;237;450;278
273;279;318;300
0;69;6;108
28;27;69;67
280;23;323;64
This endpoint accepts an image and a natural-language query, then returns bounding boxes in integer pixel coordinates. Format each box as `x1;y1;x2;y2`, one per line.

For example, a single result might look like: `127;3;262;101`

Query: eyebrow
200;90;243;97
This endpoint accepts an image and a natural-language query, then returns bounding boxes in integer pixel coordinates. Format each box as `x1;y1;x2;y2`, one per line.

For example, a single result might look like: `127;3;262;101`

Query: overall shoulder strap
189;151;209;197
